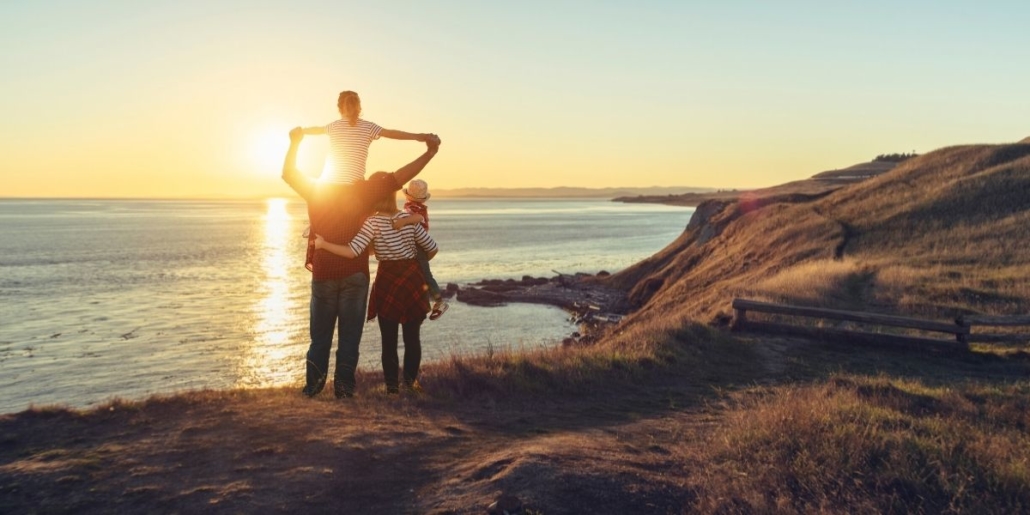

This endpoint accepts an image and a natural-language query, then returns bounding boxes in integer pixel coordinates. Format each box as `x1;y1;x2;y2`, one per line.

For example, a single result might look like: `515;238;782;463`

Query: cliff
608;141;1030;329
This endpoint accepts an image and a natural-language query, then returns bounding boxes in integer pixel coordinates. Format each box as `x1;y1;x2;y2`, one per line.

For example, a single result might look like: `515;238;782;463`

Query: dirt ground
3;331;1028;514
0;360;723;514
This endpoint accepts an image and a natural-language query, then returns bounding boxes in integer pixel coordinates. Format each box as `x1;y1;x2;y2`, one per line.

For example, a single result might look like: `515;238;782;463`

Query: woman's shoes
429;299;449;320
403;380;423;394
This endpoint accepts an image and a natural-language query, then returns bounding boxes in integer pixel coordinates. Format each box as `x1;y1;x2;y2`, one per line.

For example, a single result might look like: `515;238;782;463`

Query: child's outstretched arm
380;129;432;142
391;214;424;230
314;234;357;259
302;126;328;135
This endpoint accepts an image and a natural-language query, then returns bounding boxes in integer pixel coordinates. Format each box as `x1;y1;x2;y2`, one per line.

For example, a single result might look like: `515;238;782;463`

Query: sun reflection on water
238;198;299;387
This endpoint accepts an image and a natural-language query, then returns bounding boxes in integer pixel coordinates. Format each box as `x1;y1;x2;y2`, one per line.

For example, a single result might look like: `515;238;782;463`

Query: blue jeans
416;248;441;299
306;273;369;395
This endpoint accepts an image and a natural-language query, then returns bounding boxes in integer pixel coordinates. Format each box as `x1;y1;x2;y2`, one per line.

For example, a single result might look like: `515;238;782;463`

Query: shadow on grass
406;322;766;438
765;332;1030;388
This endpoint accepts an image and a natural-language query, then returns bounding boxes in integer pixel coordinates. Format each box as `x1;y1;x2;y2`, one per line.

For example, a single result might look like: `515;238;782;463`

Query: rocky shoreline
446;271;629;345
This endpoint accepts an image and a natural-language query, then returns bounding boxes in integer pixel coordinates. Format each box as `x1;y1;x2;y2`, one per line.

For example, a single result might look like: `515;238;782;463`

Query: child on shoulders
302;90;433;184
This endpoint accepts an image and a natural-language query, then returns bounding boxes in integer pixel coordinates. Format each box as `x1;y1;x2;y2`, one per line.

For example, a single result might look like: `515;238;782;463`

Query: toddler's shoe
429;299;449;321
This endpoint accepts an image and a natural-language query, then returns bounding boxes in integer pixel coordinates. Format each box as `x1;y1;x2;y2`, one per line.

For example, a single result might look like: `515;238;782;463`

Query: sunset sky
2;0;1028;198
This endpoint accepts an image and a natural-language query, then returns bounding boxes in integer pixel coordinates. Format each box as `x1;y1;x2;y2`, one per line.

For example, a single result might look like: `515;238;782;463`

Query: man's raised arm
281;127;315;201
393;135;441;186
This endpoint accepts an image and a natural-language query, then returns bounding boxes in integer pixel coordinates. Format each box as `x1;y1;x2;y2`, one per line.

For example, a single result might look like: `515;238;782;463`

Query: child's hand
426;134;441;152
314;234;325;249
289;127;304;143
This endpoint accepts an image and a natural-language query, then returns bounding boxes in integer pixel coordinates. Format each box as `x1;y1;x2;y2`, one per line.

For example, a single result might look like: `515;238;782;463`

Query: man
281;127;441;398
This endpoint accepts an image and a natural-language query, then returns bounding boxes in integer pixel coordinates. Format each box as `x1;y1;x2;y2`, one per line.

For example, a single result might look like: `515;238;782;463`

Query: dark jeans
378;317;422;389
416;248;441;299
307;273;369;395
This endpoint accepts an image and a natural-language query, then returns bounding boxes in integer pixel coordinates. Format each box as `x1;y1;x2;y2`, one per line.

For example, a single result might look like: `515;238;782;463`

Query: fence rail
731;298;969;349
731;298;1030;348
957;315;1030;345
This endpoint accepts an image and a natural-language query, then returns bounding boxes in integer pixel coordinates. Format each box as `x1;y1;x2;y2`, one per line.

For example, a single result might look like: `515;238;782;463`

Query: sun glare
237;196;297;388
248;127;290;172
246;125;326;178
264;197;291;223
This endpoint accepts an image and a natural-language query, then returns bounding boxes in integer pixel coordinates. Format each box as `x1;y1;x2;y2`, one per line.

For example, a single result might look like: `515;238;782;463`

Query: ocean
0;198;693;413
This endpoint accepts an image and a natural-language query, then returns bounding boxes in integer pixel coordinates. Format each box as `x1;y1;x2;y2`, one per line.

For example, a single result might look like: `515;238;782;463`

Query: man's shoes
429;299;449;321
334;388;354;399
302;383;324;398
386;386;400;395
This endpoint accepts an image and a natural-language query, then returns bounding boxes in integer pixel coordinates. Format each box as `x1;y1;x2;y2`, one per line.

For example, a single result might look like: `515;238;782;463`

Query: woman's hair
367;172;400;214
372;193;399;214
337;91;361;127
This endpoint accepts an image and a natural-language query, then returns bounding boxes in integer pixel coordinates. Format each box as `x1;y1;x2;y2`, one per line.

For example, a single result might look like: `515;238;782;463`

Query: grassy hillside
599;141;1030;513
611;142;1030;326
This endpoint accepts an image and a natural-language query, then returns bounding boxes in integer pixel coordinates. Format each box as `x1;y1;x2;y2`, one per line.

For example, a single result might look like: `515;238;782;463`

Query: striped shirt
322;118;383;184
349;212;438;261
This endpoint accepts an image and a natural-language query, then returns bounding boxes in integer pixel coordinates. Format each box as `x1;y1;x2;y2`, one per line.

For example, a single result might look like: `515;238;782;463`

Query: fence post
955;318;970;349
732;307;747;330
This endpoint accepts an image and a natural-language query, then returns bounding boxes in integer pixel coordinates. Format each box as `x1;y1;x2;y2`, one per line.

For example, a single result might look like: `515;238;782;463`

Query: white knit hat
403;179;431;202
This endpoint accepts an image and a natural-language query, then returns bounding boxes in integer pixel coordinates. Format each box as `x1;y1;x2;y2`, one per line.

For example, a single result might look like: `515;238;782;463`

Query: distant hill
607;140;1030;328
431;186;714;199
616;160;898;206
810;160;897;180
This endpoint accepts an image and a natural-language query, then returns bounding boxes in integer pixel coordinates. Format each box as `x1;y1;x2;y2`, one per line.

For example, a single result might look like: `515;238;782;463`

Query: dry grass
598;141;1030;513
743;259;871;307
612;142;1030;328
687;375;1030;514
417;314;762;401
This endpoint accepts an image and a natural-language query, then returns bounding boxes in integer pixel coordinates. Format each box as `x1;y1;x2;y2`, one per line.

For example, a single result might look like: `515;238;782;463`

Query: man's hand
426;134;441;153
290;127;304;144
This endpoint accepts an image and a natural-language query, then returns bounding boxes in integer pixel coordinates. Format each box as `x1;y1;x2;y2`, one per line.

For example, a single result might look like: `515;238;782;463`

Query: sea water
0;198;692;413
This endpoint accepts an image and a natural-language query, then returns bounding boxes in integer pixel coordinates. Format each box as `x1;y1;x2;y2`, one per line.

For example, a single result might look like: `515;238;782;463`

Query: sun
248;126;291;172
245;124;327;178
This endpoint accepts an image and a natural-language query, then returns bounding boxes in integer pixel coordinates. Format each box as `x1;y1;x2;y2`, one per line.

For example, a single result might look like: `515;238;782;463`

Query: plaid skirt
367;259;430;324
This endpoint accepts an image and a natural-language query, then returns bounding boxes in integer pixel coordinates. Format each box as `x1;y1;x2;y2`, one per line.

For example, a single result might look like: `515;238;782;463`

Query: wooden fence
956;315;1030;344
733;299;1030;350
731;298;970;350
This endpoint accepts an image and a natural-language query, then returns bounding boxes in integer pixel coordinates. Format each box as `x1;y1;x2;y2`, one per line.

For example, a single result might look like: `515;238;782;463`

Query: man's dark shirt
283;170;400;280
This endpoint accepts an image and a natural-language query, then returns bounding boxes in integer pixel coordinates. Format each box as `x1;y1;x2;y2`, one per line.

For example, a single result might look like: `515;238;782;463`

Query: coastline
451;271;628;345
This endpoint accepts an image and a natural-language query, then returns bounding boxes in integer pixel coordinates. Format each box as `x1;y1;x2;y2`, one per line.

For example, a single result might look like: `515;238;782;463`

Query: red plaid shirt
367;259;429;323
403;200;429;231
282;170;401;280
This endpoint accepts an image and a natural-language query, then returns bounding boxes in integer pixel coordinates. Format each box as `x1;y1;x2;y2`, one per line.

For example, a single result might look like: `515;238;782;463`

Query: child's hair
337;91;361;127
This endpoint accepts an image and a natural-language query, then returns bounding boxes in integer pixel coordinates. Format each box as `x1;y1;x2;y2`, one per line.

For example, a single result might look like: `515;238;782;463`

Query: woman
314;175;438;394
